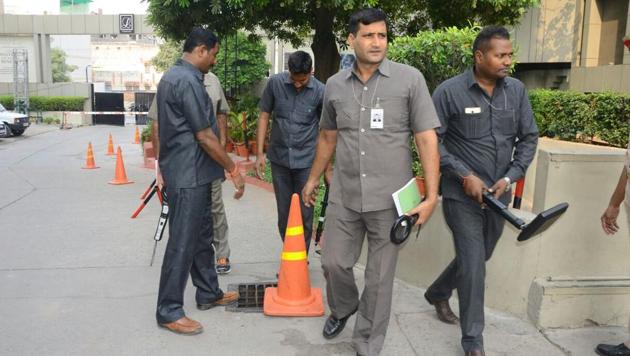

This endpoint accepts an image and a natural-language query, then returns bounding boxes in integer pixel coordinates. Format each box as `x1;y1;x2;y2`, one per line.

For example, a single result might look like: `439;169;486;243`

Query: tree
51;48;78;83
147;0;538;82
151;32;270;95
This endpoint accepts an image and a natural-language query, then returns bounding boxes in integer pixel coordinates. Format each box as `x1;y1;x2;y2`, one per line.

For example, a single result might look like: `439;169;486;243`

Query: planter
415;176;426;197
226;141;234;153
248;140;258;156
234;142;249;158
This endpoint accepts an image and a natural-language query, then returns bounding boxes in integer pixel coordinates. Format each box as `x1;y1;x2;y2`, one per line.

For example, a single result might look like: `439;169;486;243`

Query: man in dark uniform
255;51;325;252
155;28;245;335
424;26;539;355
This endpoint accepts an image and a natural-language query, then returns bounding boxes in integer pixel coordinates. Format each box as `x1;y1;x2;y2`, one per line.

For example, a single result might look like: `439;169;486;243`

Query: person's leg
442;199;487;353
321;201;365;319
352;208;399;356
156;185;209;324
270;162;294;241
293;166;314;253
210;179;231;272
190;183;225;305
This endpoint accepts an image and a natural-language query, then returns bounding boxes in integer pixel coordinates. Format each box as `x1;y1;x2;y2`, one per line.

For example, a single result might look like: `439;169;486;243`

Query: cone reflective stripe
264;193;324;317
106;134;115;155
81;142;99;169
133;126;140;144
108;146;134;185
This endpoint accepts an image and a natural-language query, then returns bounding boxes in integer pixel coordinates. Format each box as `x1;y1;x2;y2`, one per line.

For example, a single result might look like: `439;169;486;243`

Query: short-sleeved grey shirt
156;59;222;189
433;69;538;203
204;72;230;116
259;72;325;169
320;59;441;212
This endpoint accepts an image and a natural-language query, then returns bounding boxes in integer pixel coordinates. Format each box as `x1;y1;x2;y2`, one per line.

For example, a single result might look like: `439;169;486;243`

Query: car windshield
0;104;5;112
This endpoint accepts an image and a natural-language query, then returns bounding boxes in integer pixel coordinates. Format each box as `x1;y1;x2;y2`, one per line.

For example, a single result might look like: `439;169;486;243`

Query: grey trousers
156;184;223;324
209;179;230;259
425;198;505;352
321;201;400;356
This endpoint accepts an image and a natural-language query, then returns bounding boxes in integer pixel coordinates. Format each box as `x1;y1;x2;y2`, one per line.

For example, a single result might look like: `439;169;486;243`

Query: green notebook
392;178;422;216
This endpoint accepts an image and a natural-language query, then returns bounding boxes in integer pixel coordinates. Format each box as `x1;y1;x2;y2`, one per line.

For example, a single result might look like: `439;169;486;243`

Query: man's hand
302;179;320;207
155;160;165;190
601;205;620;235
255;154;266;179
488;178;509;199
231;172;245;200
462;174;486;203
405;197;438;226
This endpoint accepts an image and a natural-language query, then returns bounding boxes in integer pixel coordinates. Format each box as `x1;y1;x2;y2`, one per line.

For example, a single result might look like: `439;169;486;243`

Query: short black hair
183;27;219;53
288;51;313;74
472;26;510;55
348;8;388;35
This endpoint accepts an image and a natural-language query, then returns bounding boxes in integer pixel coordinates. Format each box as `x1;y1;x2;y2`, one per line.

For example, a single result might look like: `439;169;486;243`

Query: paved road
0;125;622;355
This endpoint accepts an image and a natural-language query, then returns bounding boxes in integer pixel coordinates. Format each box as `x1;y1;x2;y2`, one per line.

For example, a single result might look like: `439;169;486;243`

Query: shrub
0;95;86;111
140;120;153;146
529;90;629;148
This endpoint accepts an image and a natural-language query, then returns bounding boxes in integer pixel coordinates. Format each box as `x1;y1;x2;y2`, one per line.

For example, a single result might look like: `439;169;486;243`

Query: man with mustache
424;26;539;355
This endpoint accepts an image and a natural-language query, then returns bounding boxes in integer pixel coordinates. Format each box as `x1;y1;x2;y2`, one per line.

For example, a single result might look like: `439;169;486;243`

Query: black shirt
157;59;223;189
259;72;324;169
433;68;539;202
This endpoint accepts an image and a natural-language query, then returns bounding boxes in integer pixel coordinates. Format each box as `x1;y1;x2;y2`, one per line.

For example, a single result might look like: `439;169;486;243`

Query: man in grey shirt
424;26;538;356
255;51;325;252
302;9;440;356
155;28;245;335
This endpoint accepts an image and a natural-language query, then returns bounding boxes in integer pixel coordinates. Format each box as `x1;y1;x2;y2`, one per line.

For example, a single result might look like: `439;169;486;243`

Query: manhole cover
226;282;277;313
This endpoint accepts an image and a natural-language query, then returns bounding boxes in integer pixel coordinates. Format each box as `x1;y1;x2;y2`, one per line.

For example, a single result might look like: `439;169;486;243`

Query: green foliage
141;121;153;146
228;111;246;143
51;48;78;83
214;32;270;95
151;40;182;72
427;0;539;28
0;95;85;111
43;117;61;125
389;26;479;93
530;89;630;148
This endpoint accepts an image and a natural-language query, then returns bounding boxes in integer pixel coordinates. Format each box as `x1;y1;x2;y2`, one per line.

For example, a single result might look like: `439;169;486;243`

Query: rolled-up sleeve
181;81;211;133
259;78;275;113
505;87;539;182
433;86;473;178
319;82;337;130
409;71;440;133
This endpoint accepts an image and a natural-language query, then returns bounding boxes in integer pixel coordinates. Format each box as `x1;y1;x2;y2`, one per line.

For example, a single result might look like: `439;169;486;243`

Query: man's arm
217;112;228;148
195;127;245;199
504;87;539;183
601;166;628;235
302;129;337;207
405;129;440;224
255;111;270;178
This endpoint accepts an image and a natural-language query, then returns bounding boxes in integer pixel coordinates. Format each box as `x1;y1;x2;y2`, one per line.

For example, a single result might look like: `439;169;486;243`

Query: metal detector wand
150;189;169;266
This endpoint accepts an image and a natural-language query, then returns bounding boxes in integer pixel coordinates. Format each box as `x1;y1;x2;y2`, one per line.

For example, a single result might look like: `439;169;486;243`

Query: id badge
370;108;384;129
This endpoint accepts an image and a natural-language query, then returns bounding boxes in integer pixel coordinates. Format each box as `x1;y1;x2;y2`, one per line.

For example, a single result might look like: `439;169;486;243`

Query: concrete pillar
581;0;602;67
41;34;52;83
0;0;4;15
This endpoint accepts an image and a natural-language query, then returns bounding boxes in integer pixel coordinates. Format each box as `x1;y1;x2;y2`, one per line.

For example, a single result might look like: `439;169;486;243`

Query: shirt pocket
333;100;358;130
294;103;318;125
495;109;517;137
451;111;491;138
379;96;408;131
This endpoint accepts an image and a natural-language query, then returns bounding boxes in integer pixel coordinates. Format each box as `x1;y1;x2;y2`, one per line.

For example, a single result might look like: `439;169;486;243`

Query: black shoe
596;343;630;356
424;291;459;324
322;307;358;339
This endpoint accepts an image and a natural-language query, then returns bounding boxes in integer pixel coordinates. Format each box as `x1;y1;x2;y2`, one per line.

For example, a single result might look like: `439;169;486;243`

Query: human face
475;38;513;80
198;43;220;74
347;20;387;66
289;72;311;91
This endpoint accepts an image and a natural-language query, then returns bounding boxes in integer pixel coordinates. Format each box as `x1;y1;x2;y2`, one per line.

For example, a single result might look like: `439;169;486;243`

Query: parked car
0;103;30;136
0;122;7;137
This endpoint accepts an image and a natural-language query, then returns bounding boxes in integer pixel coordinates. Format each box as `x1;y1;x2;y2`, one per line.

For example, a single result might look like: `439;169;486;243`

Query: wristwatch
503;176;512;191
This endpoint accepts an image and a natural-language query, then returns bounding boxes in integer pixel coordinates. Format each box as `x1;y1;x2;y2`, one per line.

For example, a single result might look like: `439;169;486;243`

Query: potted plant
228;111;248;157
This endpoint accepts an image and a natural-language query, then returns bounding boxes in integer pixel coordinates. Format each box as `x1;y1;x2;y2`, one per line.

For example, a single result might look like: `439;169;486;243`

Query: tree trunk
311;7;340;83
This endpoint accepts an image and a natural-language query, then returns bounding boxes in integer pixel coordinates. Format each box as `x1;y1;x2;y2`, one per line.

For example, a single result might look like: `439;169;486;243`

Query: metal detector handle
482;190;526;229
154;190;169;241
314;184;330;246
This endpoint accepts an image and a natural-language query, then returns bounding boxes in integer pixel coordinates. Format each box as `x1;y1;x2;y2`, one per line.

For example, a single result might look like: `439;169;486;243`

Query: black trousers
425;198;505;352
156;183;223;324
270;161;314;253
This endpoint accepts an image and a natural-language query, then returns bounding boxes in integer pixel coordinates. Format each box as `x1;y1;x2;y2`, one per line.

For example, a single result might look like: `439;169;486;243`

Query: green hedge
529;89;629;148
0;95;86;111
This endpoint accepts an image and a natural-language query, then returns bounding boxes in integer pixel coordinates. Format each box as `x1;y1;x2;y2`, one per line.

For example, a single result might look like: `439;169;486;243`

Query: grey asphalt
0;124;623;355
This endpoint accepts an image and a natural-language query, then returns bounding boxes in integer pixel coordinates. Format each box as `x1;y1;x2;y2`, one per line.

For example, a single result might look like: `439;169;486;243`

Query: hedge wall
529;89;629;148
0;95;86;111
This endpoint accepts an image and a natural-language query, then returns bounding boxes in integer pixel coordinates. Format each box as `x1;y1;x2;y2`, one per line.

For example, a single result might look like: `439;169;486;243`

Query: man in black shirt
155;28;245;335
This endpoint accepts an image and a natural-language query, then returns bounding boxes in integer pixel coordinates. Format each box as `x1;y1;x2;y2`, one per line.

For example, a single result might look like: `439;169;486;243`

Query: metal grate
225;282;277;313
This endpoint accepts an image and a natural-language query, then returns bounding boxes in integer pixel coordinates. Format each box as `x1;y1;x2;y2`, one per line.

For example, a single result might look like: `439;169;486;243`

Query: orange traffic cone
81;142;99;169
264;193;324;317
108;146;134;185
106;134;115;156
133;126;140;144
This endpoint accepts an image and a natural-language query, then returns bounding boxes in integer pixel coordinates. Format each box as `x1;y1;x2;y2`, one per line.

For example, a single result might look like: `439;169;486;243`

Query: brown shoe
424;292;459;324
465;350;485;356
158;316;203;335
197;290;238;310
